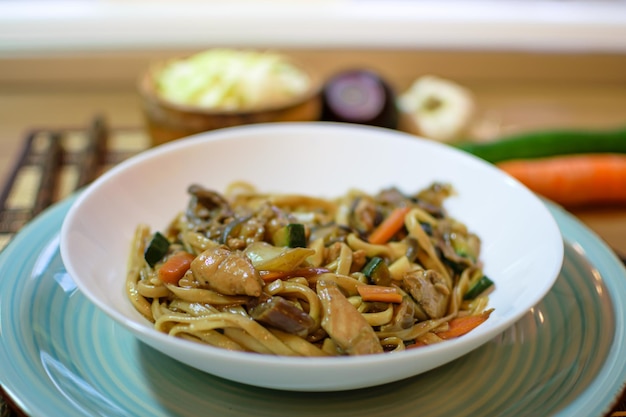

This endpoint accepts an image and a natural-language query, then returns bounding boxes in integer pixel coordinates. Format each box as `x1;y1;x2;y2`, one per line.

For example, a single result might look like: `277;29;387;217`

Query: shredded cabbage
156;49;311;110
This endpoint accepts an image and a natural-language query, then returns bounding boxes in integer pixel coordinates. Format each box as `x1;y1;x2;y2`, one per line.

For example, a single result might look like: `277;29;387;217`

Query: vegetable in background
456;126;626;164
156;49;311;110
398;75;476;143
321;69;399;129
497;154;626;207
455;125;626;206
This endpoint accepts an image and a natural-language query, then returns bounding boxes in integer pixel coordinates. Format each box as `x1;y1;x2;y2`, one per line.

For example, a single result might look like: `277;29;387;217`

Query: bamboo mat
0;116;624;417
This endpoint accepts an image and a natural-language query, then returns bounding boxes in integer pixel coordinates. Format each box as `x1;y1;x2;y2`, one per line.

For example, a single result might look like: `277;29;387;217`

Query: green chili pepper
455;127;626;164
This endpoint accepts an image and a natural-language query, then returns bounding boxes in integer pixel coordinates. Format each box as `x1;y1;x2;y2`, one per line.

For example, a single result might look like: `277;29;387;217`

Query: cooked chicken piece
190;246;263;297
402;269;450;319
317;280;383;355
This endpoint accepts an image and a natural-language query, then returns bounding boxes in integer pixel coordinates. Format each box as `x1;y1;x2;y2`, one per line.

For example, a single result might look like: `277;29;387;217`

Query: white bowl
60;122;563;391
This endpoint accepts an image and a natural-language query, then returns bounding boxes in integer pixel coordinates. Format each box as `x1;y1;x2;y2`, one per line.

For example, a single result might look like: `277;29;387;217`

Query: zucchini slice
463;275;494;300
362;256;392;286
272;223;306;248
144;231;170;268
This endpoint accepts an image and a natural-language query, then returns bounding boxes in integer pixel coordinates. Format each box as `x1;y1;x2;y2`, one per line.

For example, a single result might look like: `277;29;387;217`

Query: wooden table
1;48;626;416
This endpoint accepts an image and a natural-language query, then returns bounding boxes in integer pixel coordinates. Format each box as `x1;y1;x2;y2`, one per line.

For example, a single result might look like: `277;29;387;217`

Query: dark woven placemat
0;116;148;251
0;116;624;416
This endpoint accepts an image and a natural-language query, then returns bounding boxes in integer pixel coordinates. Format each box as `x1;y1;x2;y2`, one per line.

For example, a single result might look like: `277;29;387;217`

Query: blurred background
2;0;625;135
1;0;626;243
1;0;625;138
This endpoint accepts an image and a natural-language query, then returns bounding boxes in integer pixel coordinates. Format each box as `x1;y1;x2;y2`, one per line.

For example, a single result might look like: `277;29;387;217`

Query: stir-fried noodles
127;182;494;356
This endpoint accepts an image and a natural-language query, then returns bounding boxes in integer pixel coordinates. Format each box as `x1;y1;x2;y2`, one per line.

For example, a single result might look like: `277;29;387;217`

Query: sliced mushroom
436;220;482;273
375;187;409;207
349;196;379;236
414;182;454;212
184;184;234;240
188;184;232;211
186;184;232;220
249;296;315;337
380;298;417;332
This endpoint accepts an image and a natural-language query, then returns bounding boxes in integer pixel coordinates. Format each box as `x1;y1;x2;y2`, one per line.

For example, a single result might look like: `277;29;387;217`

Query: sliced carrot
497;153;626;207
157;251;196;285
368;206;411;245
357;285;403;303
436;309;493;340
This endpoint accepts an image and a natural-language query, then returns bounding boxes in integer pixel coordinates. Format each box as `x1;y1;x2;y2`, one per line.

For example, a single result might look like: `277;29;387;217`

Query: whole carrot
497;153;626;207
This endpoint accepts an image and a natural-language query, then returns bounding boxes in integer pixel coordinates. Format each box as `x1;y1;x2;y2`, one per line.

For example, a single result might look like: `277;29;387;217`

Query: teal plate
1;196;625;417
